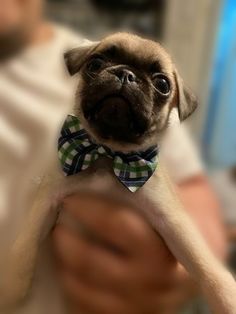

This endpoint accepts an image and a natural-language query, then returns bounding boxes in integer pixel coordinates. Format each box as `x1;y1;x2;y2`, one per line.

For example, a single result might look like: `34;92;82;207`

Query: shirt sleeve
161;121;203;184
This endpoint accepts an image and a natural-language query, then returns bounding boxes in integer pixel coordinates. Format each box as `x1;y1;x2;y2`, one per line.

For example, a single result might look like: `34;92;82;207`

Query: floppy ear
174;70;198;121
64;42;99;76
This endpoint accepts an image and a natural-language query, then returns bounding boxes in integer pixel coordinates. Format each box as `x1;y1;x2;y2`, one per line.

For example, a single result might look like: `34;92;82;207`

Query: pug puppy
1;33;236;314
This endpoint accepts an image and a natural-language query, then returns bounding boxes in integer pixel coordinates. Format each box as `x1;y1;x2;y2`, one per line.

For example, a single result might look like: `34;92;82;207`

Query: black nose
116;69;137;84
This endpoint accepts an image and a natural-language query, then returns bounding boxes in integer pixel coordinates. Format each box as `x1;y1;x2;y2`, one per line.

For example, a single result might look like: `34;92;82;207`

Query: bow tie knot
58;115;159;192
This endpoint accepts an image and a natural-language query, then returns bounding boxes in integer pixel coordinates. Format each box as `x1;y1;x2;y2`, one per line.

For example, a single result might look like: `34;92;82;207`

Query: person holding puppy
0;0;227;313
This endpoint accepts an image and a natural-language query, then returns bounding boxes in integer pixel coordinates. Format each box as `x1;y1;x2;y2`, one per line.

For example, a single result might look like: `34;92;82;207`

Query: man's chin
0;27;29;61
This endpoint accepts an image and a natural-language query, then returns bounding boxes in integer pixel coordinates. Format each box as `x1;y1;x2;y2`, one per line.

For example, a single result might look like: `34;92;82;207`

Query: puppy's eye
87;58;105;72
153;74;170;96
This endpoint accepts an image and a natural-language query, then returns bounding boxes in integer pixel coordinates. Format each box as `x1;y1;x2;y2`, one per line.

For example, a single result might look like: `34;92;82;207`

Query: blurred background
47;0;236;224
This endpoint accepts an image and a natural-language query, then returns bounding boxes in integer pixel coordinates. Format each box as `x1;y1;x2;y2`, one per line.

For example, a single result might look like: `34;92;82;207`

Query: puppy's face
65;33;197;152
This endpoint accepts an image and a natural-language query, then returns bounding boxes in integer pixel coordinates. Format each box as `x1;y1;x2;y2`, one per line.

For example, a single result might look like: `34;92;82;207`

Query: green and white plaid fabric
58;115;159;192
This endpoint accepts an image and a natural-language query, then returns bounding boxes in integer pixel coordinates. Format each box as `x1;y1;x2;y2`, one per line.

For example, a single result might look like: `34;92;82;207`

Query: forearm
177;175;227;260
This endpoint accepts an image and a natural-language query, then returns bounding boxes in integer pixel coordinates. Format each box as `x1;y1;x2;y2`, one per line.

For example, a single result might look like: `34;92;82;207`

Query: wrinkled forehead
94;33;174;74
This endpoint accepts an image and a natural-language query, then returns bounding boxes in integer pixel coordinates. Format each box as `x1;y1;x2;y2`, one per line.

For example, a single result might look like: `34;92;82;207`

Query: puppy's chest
51;154;163;228
56;156;136;203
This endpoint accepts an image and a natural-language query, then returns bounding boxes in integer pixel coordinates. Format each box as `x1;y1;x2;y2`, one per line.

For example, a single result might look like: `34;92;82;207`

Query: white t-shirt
0;25;202;314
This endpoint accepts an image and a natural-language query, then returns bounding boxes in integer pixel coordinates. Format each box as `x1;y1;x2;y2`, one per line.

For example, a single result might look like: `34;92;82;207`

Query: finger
108;209;174;261
153;288;192;313
52;225;131;291
62;194;134;253
53;224;177;298
60;270;137;314
64;272;182;314
62;194;173;259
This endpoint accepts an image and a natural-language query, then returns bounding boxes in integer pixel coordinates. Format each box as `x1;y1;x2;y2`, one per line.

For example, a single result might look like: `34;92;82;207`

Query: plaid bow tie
58;115;159;192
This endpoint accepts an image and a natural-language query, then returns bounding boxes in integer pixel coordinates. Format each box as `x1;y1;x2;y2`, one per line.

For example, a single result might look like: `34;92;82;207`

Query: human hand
52;193;194;314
